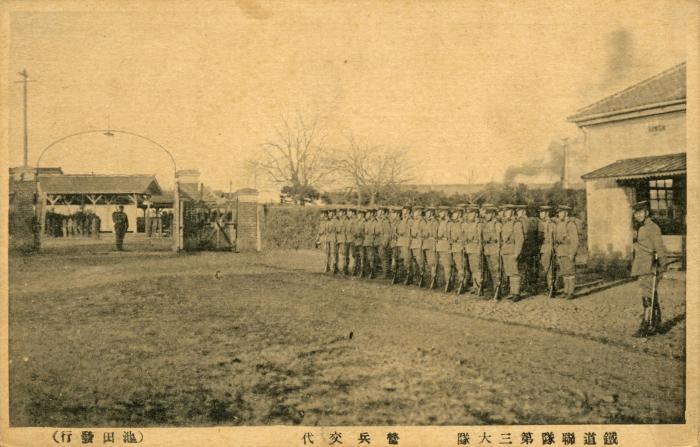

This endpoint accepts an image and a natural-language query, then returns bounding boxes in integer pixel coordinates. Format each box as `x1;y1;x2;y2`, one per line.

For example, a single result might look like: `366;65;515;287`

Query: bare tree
254;111;334;205
333;135;413;205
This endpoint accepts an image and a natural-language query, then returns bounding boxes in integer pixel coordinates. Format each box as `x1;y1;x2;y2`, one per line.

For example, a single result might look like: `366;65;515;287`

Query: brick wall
9;179;38;251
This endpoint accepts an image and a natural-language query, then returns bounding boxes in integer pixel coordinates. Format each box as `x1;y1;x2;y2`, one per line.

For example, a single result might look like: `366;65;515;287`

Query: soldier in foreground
351;208;365;276
553;205;579;299
449;206;467;294
388;206;401;278
376;206;393;279
464;204;482;294
336;207;350;275
631;200;668;337
423;207;439;289
362;208;377;278
112;205;129;251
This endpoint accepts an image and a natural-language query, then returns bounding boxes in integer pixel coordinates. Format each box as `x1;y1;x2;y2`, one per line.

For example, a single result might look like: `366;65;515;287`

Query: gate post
9;167;40;252
236;189;260;252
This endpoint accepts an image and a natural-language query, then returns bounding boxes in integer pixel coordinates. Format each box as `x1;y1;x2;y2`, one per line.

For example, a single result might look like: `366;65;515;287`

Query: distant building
569;62;686;262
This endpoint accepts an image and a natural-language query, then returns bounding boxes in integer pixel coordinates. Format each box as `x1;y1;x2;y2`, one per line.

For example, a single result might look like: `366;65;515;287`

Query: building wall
586;178;636;257
578;110;685;177
236;193;260;252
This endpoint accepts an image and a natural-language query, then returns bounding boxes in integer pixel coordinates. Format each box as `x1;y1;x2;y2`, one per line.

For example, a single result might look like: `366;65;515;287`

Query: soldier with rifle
395;205;413;285
389;206;401;279
435;206;454;292
345;207;358;275
326;209;339;273
537;205;556;297
423;207;439;289
450;206;467;294
351;208;366;276
481;204;502;299
553;205;579;299
336;207;351;275
409;206;426;286
361;207;378;278
500;204;525;301
631;200;668;337
465;204;483;295
376;206;393;279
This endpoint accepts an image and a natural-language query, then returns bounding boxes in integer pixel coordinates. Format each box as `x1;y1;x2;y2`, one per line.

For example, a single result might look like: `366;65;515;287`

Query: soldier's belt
634;242;655;255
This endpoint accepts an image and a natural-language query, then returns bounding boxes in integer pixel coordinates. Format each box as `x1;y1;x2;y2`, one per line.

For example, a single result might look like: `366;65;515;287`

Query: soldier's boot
564;276;576;299
510;276;522;302
429;267;438;289
443;267;451;293
323;261;330;273
633;308;651;337
455;274;464;295
404;264;413;286
649;302;662;335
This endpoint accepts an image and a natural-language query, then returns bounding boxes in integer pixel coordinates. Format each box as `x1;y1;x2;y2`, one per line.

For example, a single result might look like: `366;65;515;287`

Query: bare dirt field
8;245;685;426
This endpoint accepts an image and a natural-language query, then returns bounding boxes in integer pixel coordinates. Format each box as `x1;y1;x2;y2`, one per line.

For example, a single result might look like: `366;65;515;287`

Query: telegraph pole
16;69;33;167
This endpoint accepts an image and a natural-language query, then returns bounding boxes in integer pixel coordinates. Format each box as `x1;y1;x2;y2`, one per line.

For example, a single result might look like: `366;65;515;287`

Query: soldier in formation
316;203;581;302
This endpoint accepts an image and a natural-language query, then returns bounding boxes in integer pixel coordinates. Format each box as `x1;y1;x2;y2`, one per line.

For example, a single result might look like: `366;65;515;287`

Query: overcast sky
7;0;690;190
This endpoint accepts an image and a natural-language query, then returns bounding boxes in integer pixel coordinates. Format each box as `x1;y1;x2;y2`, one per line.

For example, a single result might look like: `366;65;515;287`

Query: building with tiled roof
570;63;686;263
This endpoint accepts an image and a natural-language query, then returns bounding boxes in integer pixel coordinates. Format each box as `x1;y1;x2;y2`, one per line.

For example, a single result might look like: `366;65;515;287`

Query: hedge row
261;205;321;250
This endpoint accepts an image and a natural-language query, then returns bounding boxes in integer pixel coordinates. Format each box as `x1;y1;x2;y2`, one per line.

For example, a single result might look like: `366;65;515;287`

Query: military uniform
396;206;413;284
388;207;401;276
435;206;454;291
481;204;502;297
317;210;331;271
112;208;129;251
409;207;426;285
537;206;556;295
553;206;579;298
449;206;467;293
327;211;339;272
376;207;393;278
631;201;668;336
464;205;483;294
500;205;524;300
362;209;378;278
336;208;350;274
351;209;366;276
422;208;439;287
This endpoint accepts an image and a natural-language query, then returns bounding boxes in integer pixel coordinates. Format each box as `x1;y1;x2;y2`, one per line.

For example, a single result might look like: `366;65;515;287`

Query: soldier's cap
356;208;366;214
557;205;572;211
455;203;468;208
346;207;356;212
538;205;553;211
438;205;451;210
412;205;424;211
632;200;649;211
466;203;479;211
365;207;377;212
501;204;515;210
513;204;527;209
389;205;402;212
481;203;497;211
401;204;412;210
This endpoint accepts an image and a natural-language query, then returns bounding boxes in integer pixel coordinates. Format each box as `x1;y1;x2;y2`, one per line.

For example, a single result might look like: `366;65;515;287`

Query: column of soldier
317;203;580;301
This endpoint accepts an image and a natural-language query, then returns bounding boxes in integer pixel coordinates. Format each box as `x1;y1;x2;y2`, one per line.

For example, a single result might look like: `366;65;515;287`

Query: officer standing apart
112;205;129;251
631;200;667;337
553;205;579;299
500;205;525;301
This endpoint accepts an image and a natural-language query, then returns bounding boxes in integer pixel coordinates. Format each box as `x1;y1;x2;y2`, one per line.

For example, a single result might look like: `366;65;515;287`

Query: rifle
494;244;503;300
547;243;556;298
476;243;485;296
647;253;659;326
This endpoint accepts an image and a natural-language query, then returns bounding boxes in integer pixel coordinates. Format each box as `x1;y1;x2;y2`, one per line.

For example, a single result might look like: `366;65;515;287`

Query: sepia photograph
1;0;697;446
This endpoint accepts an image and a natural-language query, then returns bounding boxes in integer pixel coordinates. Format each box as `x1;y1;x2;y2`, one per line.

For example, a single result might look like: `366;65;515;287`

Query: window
649;178;674;217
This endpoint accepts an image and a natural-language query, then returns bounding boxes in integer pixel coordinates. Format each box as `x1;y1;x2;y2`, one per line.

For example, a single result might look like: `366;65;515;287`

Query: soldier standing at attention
553;205;579;299
351;208;365;276
500;205;525;301
481;204;502;299
449;206;467;294
336;207;350;275
631;200;668;337
537;205;556;295
514;205;534;292
326;209;339;273
396;205;413;284
376;206;393;279
112;205;129;251
388;206;401;278
409;206;425;286
435;206;454;292
362;208;377;278
316;209;330;272
422;207;439;289
464;204;482;294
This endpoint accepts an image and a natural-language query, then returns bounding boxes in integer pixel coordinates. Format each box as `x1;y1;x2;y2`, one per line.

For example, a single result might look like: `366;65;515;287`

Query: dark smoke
503;139;565;184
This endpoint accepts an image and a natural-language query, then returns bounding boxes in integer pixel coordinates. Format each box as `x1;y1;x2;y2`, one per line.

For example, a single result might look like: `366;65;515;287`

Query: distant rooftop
39;174;162;195
568;62;686;124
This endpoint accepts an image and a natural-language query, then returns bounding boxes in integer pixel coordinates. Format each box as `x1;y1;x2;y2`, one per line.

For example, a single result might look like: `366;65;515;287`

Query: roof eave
567;98;686;125
582;169;687;181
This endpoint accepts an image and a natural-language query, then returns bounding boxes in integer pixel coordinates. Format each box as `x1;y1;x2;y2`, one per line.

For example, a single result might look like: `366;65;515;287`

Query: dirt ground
8;245;685;426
